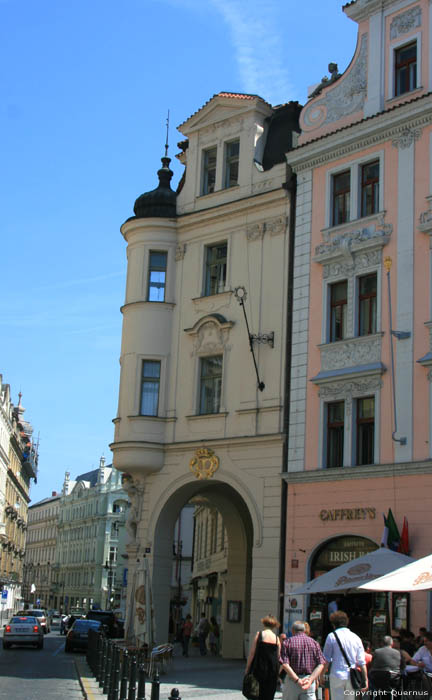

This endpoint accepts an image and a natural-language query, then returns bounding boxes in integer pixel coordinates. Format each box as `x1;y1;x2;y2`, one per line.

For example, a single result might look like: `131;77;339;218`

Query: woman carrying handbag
244;614;281;700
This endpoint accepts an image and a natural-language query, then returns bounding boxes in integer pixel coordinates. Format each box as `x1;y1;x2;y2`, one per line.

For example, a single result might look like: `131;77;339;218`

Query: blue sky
0;0;358;502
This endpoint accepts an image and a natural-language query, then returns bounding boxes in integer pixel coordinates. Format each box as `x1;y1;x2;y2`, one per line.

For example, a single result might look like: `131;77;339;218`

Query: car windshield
11;616;37;624
27;611;44;617
73;620;101;630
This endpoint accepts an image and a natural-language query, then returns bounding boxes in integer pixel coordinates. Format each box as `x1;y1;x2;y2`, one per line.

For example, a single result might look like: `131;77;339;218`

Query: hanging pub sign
371;610;388;649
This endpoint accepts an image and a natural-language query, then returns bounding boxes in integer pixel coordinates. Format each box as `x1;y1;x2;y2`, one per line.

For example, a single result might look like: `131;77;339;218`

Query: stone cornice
344;0;415;23
283;459;432;483
287;95;432;173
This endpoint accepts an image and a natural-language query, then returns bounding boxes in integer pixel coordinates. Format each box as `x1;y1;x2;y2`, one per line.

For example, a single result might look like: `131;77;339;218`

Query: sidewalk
75;643;253;700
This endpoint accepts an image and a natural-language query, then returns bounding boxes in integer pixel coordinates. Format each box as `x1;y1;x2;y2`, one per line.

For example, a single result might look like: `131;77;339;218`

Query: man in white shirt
413;631;432;673
323;610;368;700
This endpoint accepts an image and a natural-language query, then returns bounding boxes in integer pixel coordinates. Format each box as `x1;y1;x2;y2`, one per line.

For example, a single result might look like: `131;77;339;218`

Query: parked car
85;610;124;638
3;615;44;649
51;612;62;629
16;609;50;634
65;619;102;652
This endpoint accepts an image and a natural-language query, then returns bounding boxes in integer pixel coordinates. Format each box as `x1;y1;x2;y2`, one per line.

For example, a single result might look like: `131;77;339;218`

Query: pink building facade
284;0;432;642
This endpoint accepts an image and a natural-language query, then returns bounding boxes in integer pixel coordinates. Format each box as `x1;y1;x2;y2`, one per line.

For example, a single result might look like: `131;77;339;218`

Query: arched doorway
150;479;254;658
308;535;384;642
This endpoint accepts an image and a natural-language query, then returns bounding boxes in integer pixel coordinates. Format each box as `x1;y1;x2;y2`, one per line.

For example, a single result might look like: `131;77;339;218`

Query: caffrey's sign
319;507;376;521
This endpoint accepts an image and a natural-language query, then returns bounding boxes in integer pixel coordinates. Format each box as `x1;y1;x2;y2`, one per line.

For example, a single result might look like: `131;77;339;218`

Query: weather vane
165;109;170;158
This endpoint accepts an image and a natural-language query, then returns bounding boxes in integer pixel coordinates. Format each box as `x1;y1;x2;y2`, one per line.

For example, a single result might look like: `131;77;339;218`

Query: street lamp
104;559;114;610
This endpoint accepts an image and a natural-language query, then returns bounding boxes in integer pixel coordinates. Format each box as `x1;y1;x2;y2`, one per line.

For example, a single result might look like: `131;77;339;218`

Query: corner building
111;93;301;657
284;0;432;642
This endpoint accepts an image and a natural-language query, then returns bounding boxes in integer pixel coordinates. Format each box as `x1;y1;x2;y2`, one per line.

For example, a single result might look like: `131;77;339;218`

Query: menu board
371;610;388;649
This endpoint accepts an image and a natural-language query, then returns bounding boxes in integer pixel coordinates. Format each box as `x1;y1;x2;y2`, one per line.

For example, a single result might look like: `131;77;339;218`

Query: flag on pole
385;508;401;551
397;517;409;554
380;513;389;547
30;583;36;593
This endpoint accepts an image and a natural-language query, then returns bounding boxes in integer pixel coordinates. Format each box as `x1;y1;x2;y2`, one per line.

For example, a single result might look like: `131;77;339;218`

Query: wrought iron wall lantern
234;286;274;392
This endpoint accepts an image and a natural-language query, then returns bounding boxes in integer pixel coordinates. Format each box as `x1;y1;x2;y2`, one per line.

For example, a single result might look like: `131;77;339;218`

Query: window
202;147;217;195
224;140;239;188
330;281;348;342
139;360;161;416
332;170;350;225
199;355;222;414
147;251;167;302
361;161;379;217
395;42;417;96
204;242;227;296
356;397;374;465
358;273;377;336
327;401;344;468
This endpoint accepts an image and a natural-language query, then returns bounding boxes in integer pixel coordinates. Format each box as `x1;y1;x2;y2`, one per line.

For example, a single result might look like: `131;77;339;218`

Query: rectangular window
361;161;379;217
356;397;375;465
224;140;239;188
332;170;350;225
395;42;417;96
330;280;348;342
202;147;217;195
199;355;222;414
139;360;161;416
358;273;377;336
147;251;167;302
204;242;227;296
327;401;344;468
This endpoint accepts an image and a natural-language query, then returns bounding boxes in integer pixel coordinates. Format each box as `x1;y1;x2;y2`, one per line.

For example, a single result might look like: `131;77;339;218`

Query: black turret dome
133;157;177;219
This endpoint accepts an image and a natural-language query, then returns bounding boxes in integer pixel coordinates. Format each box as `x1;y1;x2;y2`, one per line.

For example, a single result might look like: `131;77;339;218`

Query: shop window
395;42;417;96
332;170;350;226
202;147;217;195
224;140;239;188
204;242;227;296
147;251;167;302
139;360;161;416
199;355;222;415
329;280;348;342
361;161;379;218
326;401;344;468
356;397;375;465
358;273;377;336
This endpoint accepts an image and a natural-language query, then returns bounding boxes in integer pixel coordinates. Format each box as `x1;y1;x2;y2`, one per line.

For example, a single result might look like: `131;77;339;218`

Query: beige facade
112;94;301;657
23;493;60;609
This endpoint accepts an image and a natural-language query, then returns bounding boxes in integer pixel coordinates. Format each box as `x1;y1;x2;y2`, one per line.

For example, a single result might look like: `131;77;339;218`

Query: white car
16;609;50;633
3;615;44;649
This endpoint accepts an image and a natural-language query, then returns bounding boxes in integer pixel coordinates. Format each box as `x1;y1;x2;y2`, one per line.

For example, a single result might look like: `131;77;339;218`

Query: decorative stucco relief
192;292;232;315
121;473;145;544
185;315;234;357
302;34;367;131
189;447;220;480
246;223;265;241
318;375;383;400
251;179;274;194
320;335;382;371
245;216;287;241
175;243;186;261
316;217;392;264
322;249;382;280
390;7;422;39
392;127;422;150
419;196;432;236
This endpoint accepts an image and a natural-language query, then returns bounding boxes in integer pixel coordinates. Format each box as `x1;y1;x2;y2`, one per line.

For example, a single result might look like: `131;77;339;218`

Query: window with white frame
199;355;222;414
356;396;375;465
332;170;350;226
395;41;417;96
139;360;161;416
329;280;348;342
326;401;345;468
204;241;227;296
202;147;217;195
224;140;239;188
327;155;383;228
358;273;377;336
360;161;380;218
147;251;167;302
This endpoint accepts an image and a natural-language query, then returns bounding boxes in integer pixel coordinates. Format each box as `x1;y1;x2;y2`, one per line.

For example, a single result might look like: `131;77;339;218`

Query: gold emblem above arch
189;447;219;480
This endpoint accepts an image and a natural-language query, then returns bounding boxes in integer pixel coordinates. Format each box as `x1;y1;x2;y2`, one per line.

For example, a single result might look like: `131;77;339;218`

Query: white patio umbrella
125;558;155;649
359;553;432;592
291;548;414;594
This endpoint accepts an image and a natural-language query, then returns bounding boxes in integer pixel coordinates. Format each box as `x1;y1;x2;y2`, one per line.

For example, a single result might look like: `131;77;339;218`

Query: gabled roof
178;91;272;131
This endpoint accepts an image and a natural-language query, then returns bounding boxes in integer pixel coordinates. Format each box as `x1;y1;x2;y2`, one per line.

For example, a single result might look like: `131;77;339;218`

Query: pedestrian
369;635;405;695
245;614;281;700
323;610;368;700
412;631;432;672
182;614;193;657
280;620;326;700
362;639;373;669
197;612;210;656
209;616;220;655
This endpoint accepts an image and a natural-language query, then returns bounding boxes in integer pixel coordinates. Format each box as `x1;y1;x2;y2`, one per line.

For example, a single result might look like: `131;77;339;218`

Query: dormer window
395;42;417;96
202;147;217;195
224;140;239;188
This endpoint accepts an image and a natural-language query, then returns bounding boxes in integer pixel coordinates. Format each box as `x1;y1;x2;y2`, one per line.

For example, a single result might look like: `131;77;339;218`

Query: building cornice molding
288;96;432;172
344;0;417;23
283;459;432;483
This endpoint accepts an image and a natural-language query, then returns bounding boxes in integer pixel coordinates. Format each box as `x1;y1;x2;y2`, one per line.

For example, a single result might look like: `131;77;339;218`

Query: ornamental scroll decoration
189;447;220;480
390;7;422;40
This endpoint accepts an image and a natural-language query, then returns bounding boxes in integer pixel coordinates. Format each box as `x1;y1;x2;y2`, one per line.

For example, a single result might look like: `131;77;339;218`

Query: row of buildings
110;0;432;658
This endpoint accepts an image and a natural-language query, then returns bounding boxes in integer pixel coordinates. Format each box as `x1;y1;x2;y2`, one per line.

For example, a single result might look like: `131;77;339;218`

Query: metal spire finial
165;110;170;158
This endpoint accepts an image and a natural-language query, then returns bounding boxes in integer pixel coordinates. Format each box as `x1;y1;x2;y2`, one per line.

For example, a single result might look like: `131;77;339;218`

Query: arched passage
151;478;254;658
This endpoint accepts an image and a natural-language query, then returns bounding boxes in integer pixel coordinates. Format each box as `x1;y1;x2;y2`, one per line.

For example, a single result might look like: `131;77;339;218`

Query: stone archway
150;479;254;659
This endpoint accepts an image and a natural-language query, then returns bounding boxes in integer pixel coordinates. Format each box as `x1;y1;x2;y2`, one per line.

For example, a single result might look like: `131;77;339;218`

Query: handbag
333;631;364;690
242;632;261;700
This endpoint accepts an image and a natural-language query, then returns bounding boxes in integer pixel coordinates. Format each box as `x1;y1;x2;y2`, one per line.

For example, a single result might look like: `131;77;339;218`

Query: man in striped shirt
280;621;326;700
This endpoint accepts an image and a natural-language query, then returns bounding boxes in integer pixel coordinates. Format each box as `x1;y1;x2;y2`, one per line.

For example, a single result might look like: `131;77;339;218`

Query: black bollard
96;632;104;683
128;653;137;700
119;650;129;700
150;669;160;700
168;690;181;700
100;635;108;687
109;645;121;700
103;640;113;694
137;661;146;700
